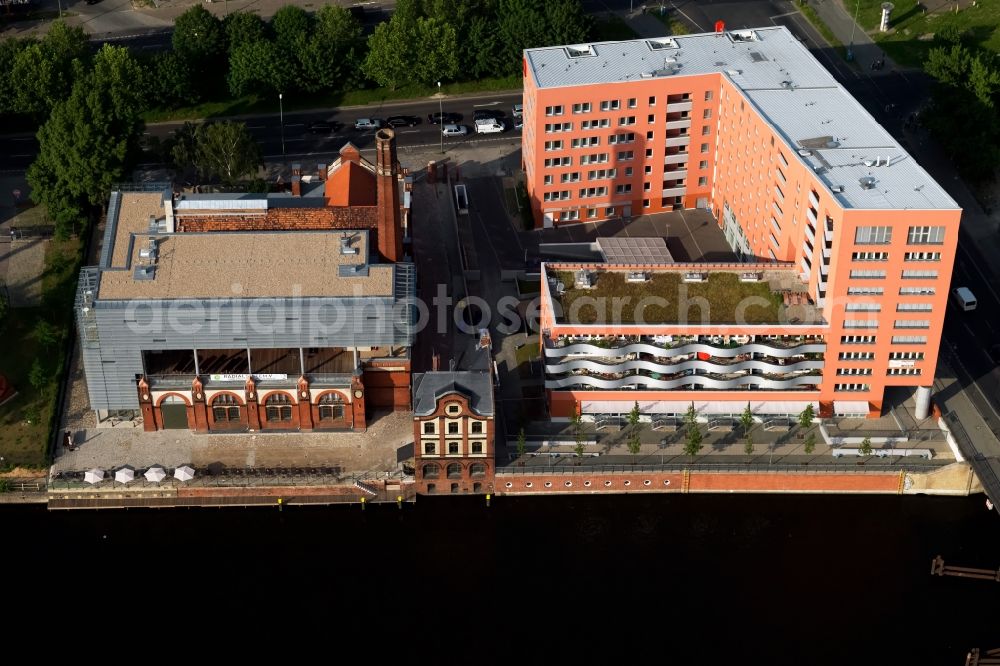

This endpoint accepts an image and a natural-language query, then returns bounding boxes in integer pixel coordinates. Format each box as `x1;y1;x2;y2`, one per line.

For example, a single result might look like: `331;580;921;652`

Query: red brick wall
413;392;495;495
363;368;411;410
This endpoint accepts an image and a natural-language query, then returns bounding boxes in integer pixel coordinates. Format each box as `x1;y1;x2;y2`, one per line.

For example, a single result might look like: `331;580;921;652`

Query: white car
354;118;383;130
512;103;523;118
442;124;468;137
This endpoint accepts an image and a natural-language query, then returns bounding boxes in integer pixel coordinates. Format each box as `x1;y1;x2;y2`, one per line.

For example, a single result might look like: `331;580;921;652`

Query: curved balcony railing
545;341;826;360
544;372;822;391
545;357;824;376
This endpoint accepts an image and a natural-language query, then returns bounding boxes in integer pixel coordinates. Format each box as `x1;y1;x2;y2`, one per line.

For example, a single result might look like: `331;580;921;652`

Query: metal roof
597;236;673;264
412;371;494;417
525;26;959;211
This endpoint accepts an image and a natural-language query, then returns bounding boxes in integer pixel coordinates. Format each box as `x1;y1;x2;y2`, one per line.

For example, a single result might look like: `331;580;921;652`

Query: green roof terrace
545;265;824;326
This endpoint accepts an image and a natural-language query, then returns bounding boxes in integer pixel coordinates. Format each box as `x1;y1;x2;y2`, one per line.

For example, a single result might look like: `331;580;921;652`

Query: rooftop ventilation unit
728;30;758;43
832;185;845;193
133;264;156;280
798;149;813;157
564;44;597;58
859;176;877;190
646;37;679;51
138;239;158;262
340;235;357;255
148;215;161;234
780;80;793;89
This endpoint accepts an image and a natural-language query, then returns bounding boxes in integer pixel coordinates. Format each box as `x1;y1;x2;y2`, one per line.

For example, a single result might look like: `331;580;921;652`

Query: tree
0;37;37;115
28;45;148;237
172;5;225;98
803;431;817;454
224;11;268;53
798;404;815;430
149;52;198;108
195;121;262;185
684;402;698;429
744;434;754;461
271;5;312;50
516;427;526;459
34;320;60;348
740;403;754;461
11;22;88;118
498;0;546;75
363;15;416;89
28;359;47;392
167;121;200;180
627;400;640;429
627;431;641;458
465;14;504;79
684;421;703;458
859;437;873;457
227;40;290;97
545;0;591;46
298;5;366;92
410;17;460;86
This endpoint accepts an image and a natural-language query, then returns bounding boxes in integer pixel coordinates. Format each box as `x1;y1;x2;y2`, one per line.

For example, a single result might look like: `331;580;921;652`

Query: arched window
470;421;483;434
422;463;440;479
470;463;487;477
317;393;344;421
446;463;462;479
212;394;240;422
265;393;293;422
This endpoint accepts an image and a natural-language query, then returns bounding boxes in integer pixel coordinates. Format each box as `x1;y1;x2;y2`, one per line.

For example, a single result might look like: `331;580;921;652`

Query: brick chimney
316;163;327;182
291;163;302;197
374;128;403;263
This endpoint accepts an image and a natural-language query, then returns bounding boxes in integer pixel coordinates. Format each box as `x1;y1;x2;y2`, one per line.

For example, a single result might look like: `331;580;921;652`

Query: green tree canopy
195;121;262;185
498;0;546;75
149;51;199;108
227;40;290;97
544;0;591;46
411;17;459;86
11;22;88;118
173;5;225;98
363;15;414;89
0;37;36;115
28;44;148;237
224;11;268;53
271;5;312;50
298;5;366;92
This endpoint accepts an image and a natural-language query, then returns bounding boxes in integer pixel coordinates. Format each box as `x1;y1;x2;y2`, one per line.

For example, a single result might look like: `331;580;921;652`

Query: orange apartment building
524;27;961;421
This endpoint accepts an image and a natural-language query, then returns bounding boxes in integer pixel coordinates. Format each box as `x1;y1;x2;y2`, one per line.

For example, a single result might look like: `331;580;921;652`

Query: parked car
442;124;468;137
512;103;523;118
428;112;462;125
386;115;421;128
474;118;505;134
473;109;504;122
514;117;524;131
354;118;383;130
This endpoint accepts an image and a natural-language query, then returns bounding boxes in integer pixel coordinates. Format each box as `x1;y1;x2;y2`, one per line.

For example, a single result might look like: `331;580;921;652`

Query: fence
497;460;947;475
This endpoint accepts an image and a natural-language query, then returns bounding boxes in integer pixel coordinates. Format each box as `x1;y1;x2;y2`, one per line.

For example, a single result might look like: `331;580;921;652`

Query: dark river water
7;494;998;662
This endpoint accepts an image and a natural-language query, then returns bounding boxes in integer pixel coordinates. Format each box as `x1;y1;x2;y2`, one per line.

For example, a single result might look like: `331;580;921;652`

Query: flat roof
525;27;959;211
545;264;823;325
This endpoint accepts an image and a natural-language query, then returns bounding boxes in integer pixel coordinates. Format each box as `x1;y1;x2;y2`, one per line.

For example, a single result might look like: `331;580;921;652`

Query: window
618;116;636;126
423;421;435;434
608;132;635;145
902;269;938;279
544;122;573;133
841;335;877;344
212;394;240;422
849;269;886;279
600;99;620;111
646;130;654;140
700;142;710;153
572;102;591;114
318;393;344;421
839;352;875;360
888;368;922;376
448;441;459;454
605;207;616;216
447;422;459;434
561;172;581;183
891;335;927;344
264;393;293;422
470;421;483;434
587;208;597;219
580;153;609;164
559;210;580;221
844;319;878;329
907;225;945;244
698;176;708;186
422;463;440;479
643;199;651;208
896;303;933;312
543;175;553;185
889;352;924;360
470;462;486;477
834;383;870;392
544;140;564;151
848;287;884;296
446;463;462;479
845;303;881;312
545;105;564;116
571;136;600;148
544;156;572;168
446;404;461;415
837;368;873;376
625;167;633;176
471;442;483;455
905;251;941;262
579;186;608;198
852;252;888;261
644;165;653;174
616;184;632;194
699;160;708;169
582;119;610;130
647;114;655;123
704;90;713;101
701;125;711;135
423;442;435;455
645;148;653;158
899;286;935;295
616;150;634;161
855;226;892;244
649;96;656;106
894;319;931;329
643;182;651;191
627;97;637;108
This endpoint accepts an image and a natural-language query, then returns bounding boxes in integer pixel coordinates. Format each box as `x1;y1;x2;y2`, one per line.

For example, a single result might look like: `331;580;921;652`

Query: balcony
822;244;831;260
665;136;691;147
666;119;692;130
824;220;834;244
804;223;815;245
808;190;820;209
806;207;818;226
663;169;687;180
664;153;688;165
662;186;687;197
666;101;693;112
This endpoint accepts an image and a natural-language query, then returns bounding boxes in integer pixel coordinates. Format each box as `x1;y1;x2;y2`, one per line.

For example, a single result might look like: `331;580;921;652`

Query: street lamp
279;93;285;155
847;0;861;61
437;81;444;155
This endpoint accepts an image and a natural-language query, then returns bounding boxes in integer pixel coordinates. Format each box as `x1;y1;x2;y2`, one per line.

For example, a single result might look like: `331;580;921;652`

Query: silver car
442;124;468;137
354;118;383;130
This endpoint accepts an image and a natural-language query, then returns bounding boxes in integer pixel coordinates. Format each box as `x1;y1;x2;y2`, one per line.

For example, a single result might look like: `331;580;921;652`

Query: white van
951;287;977;311
474;118;505;134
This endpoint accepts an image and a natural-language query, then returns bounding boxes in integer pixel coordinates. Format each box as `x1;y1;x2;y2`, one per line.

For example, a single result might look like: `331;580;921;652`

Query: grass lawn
854;0;1000;66
0;234;82;470
143;75;523;124
555;271;784;324
591;14;641;41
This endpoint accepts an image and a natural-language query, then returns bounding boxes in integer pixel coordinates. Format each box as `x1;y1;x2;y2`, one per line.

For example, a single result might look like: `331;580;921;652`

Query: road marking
246;125;265;129
769;11;798;19
398;130;420;134
286;123;304;127
473;102;502;107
